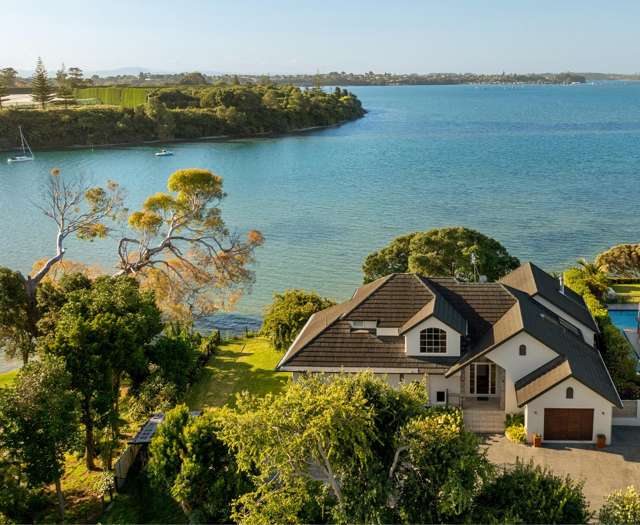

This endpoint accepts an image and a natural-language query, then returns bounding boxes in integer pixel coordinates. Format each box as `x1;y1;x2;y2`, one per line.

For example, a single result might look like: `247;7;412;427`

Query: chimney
559;274;565;295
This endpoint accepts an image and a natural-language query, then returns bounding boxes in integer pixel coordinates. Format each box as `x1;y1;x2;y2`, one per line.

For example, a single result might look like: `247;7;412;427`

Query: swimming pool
608;309;639;331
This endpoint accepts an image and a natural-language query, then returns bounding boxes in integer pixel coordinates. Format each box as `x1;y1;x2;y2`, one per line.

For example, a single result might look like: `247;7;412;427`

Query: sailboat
7;126;34;163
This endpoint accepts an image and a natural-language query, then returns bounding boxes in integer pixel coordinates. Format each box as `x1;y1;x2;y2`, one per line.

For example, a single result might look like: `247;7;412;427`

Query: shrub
599;486;640;525
261;289;335;351
505;423;527;444
505;412;524;427
473;460;591;524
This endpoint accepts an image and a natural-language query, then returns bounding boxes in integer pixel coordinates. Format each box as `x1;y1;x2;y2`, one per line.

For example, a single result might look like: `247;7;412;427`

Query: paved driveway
482;427;640;511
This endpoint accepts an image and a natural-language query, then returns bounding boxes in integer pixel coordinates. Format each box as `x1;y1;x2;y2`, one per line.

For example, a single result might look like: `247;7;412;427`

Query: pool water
608;309;639;331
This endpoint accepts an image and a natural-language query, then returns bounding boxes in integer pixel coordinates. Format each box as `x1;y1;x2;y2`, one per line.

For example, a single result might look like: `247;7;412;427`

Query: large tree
219;373;490;524
118;168;263;320
0;67;18;88
31;57;54;109
261;289;336;351
362;226;519;283
0;357;80;521
42;275;162;469
0;170;122;364
595;243;640;278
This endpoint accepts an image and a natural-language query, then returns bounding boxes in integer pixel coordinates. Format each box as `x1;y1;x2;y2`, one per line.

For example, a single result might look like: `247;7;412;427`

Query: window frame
566;386;574;399
519;344;527;356
419;327;447;353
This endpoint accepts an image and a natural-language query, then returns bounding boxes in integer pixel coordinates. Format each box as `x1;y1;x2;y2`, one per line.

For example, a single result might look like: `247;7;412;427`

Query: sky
1;0;639;75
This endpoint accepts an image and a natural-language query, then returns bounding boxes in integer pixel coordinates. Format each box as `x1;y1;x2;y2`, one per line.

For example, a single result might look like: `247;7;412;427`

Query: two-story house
276;263;622;444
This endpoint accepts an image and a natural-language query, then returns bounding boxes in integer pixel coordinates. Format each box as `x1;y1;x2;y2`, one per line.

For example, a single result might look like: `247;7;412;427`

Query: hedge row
73;86;155;107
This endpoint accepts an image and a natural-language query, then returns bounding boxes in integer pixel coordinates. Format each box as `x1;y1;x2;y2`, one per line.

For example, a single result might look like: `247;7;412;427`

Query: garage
544;408;594;441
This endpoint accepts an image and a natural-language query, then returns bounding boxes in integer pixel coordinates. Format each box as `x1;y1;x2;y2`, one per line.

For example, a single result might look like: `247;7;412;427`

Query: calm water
2;83;640;324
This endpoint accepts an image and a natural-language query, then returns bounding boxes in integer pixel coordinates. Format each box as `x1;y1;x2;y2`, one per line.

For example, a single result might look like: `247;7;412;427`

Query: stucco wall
428;372;461;405
524;377;613;444
533;295;597;347
405;317;461;356
485;332;558;413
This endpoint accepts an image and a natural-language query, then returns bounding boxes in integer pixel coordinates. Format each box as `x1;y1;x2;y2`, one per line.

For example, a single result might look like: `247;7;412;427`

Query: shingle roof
499;262;598;331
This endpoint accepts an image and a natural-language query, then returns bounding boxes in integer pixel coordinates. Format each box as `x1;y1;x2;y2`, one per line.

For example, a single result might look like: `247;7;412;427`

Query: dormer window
519;344;527;356
349;320;377;333
566;386;574;399
420;327;447;353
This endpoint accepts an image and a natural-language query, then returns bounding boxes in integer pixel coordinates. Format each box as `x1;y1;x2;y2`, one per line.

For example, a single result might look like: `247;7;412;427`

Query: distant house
276;263;622;444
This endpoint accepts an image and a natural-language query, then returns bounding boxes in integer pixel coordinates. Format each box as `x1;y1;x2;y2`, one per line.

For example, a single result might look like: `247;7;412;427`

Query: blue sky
2;0;639;74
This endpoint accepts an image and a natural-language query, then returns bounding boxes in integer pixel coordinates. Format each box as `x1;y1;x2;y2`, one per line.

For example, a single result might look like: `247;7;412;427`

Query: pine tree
31;57;54;109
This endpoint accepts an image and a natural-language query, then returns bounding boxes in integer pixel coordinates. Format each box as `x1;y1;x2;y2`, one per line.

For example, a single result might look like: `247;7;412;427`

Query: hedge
73;86;155;107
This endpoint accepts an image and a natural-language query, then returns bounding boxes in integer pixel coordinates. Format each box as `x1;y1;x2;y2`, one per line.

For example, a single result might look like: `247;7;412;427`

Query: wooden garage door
544;409;594;441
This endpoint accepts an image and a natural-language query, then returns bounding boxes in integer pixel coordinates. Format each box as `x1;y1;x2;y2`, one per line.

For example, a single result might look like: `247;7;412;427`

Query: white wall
428;372;461;406
533;295;597;347
524;377;613;444
405;317;461;356
613;400;640;427
485;332;559;413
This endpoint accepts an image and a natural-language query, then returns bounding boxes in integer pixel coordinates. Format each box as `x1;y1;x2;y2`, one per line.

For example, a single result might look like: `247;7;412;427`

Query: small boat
155;149;174;157
7;126;34;163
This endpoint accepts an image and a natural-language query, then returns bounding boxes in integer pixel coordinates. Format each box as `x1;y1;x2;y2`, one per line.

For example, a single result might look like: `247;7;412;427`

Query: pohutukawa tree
118;168;264;320
0;169;122;364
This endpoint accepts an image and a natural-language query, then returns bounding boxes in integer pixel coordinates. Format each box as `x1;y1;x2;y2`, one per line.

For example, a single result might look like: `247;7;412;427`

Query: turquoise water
609;309;639;331
1;82;640;322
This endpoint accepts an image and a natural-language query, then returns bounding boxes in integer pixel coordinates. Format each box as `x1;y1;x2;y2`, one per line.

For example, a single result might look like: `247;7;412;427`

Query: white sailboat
7;126;34;163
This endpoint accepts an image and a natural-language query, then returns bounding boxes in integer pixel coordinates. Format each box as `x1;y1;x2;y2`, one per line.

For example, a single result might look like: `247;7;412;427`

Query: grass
186;335;290;409
0;369;17;388
611;284;640;303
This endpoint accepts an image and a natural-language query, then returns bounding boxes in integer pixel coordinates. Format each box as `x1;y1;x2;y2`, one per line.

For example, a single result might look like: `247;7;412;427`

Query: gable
485;332;559;383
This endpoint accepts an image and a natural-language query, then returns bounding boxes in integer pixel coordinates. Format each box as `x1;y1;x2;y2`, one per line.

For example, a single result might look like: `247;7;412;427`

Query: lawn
611;283;640;303
0;369;17;388
186;335;290;409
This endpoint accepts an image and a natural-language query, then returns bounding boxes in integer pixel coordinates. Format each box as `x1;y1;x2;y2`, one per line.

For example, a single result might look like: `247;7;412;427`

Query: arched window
420;327;447;353
519;344;527;356
566;386;574;399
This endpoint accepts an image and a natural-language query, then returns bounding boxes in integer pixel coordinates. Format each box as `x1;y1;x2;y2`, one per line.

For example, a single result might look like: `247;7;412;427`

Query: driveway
482;427;640;511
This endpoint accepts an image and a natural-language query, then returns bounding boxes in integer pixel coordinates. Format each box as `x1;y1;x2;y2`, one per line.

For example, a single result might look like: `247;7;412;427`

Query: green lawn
186;336;290;409
611;284;640;303
0;369;17;388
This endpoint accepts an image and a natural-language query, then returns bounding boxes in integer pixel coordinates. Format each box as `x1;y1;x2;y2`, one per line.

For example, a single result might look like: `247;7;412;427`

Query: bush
599;486;640;524
473;460;591;524
505;412;524;427
505;423;527;444
261;289;336;351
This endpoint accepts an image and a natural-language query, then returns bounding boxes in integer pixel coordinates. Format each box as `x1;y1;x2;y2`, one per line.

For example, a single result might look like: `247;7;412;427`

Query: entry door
469;363;496;395
544;409;594;441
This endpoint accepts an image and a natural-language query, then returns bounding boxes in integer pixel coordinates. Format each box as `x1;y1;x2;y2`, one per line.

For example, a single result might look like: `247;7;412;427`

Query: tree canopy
261;289;336;351
362;227;519;283
595;243;640;278
31;57;54;109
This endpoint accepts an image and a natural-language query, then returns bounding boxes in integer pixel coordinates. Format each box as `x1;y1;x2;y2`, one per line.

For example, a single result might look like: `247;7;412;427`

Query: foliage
261;289;336;351
575;258;609;299
473;460;591;524
120;168;264;322
505;412;525;427
0;267;32;364
148;405;250;522
596;244;640;278
599;486;640;525
219;372;488;524
362;227;519;283
127;372;178;421
0;456;47;524
0;357;80;520
505;424;527;444
564;267;640;398
1;84;365;149
31;57;54;109
393;410;493;523
41;275;163;469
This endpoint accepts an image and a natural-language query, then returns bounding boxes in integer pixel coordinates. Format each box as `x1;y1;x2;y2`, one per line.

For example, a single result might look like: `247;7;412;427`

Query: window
519;344;527;356
566;386;574;399
420;327;447;353
436;391;446;403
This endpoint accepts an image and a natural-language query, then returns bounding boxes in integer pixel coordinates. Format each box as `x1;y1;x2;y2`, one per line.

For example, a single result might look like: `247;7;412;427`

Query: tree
117;168;263;321
0;67;18;88
67;67;85;88
575;257;609;299
180;72;208;85
219;372;485;524
0;78;7;109
148;406;250;522
261;289;336;351
0;170;123;365
0;357;80;521
55;64;74;108
599;486;640;525
42;276;162;470
473;460;591;524
362;227;519;283
31;57;54;109
595;244;640;278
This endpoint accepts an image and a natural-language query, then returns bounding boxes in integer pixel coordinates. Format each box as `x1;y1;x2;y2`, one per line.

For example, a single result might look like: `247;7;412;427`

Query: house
276;262;622;444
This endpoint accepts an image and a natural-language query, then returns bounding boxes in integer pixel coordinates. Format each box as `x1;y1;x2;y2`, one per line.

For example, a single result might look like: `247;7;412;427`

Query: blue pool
609;309;639;331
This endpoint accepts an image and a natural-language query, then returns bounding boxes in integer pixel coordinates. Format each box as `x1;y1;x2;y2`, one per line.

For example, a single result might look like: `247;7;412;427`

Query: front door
469;363;496;396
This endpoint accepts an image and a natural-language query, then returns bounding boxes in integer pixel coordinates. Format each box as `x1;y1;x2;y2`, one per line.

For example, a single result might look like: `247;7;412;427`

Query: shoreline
0;119;356;154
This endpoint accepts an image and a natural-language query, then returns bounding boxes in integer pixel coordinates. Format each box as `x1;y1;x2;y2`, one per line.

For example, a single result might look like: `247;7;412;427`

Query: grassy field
186;336;290;409
0;369;17;388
